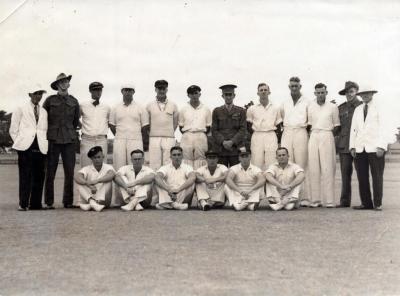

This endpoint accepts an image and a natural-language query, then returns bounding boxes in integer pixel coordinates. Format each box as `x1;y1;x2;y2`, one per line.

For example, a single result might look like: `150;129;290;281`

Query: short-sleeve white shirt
116;165;155;182
307;100;340;131
157;163;194;188
265;162;304;185
80;101;111;136
246;103;282;132
281;96;310;128
229;163;262;188
78;163;115;181
178;103;212;132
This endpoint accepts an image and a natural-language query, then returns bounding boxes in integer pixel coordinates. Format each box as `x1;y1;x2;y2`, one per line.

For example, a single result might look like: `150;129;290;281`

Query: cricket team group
9;73;387;212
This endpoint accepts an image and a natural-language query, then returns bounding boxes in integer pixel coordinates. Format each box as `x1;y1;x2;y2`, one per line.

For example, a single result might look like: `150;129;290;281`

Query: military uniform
211;105;247;167
337;97;362;206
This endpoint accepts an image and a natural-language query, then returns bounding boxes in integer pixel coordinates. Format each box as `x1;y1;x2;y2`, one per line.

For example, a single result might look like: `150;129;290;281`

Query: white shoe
155;203;173;210
284;203;295;211
247;203;256;211
172;202;188;210
233;202;248;211
309;202;322;208
300;200;310;207
270;203;283;211
80;203;92;211
135;203;144;211
89;199;105;212
121;200;137;211
326;203;336;208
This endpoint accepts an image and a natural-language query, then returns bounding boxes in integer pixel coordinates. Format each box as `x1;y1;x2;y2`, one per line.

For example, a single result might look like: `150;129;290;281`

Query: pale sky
0;0;399;142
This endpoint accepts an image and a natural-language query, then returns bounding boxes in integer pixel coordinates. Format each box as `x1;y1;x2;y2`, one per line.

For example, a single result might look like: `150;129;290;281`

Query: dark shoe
44;205;55;210
202;204;211;211
336;204;350;208
18;206;28;211
29;206;43;210
374;206;382;211
352;205;372;210
64;204;79;209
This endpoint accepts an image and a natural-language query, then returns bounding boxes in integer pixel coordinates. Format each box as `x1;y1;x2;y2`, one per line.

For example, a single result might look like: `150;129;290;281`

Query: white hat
356;84;378;95
29;83;47;94
121;84;135;90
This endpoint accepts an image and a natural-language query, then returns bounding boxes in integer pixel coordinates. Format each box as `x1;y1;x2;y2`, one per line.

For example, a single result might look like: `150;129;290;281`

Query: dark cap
154;80;168;88
187;85;201;94
238;146;251;156
205;150;219;158
338;81;359;96
87;146;103;158
219;84;237;92
89;82;104;91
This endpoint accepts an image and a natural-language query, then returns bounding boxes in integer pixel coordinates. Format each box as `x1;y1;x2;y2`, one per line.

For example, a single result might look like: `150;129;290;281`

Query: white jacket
349;99;387;153
9;102;48;154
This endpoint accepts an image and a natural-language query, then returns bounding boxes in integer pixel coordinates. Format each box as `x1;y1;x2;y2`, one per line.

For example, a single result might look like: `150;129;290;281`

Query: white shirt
109;102;149;140
349;100;388;152
79;163;115;181
246;103;282;132
178;103;211;132
229;163;262;188
281;96;310;128
80;100;111;136
157;162;194;188
196;164;228;189
307;100;340;131
116;165;155;182
265;162;304;185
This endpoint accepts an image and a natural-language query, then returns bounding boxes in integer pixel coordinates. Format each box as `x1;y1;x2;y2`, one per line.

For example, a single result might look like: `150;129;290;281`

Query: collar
240;164;253;171
90;164;104;172
347;97;361;106
257;102;271;109
157;98;168;104
188;102;203;109
30;101;40;108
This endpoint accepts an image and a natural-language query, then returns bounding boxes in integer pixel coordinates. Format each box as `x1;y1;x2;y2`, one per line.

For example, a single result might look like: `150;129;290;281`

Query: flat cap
87;146;103;158
205;150;219;157
89;82;104;91
238;146;251;156
187;85;201;94
154;80;168;88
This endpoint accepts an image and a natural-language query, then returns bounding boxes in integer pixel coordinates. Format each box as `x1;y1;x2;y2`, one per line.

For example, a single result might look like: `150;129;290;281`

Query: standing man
336;81;362;207
154;146;196;210
265;147;305;211
246;83;282;170
179;85;211;169
350;86;387;211
195;150;228;211
211;84;247;167
79;82;110;167
74;146;115;212
307;83;340;208
280;76;311;206
225;147;265;211
146;80;178;171
43;73;80;209
109;84;149;205
9;85;48;211
114;149;155;211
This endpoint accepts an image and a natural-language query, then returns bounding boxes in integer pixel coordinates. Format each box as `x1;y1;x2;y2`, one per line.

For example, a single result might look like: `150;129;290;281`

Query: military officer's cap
87;146;103;158
338;81;359;95
89;82;104;91
219;84;237;92
154;80;168;88
187;85;201;94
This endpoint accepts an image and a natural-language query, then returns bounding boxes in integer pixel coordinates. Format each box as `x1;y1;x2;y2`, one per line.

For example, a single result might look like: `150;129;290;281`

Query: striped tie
34;104;39;122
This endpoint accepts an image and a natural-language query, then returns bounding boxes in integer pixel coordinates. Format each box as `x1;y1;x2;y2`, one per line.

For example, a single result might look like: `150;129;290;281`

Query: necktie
34;104;39;122
93;100;99;106
363;103;368;121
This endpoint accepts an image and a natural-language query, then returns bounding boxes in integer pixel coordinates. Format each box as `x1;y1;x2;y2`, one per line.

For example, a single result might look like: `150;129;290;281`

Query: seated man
74;146;115;212
155;146;196;210
114;149;155;211
265;147;305;211
225;147;265;211
195;150;228;211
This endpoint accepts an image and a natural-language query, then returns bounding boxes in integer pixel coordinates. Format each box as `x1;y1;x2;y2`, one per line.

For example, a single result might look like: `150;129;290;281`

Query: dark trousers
44;142;76;206
17;139;46;208
218;155;239;168
339;153;358;206
354;151;385;208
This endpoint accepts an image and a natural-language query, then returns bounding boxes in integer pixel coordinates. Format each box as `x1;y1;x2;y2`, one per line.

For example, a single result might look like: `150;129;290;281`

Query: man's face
57;79;70;91
90;89;102;101
206;155;218;167
276;149;289;165
131;152;144;169
239;153;251;167
360;92;374;104
121;88;134;101
289;81;301;95
188;91;201;104
315;87;327;102
29;91;44;105
155;86;168;96
170;149;183;166
91;151;104;167
222;92;235;105
257;85;270;103
345;87;358;101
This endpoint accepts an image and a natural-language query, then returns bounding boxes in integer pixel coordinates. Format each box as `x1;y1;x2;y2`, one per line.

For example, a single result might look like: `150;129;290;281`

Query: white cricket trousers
308;130;336;205
196;183;225;204
224;185;263;205
80;135;108;168
149;137;176;171
266;183;301;205
156;184;195;205
118;176;152;206
77;182;112;207
181;132;208;170
251;131;278;170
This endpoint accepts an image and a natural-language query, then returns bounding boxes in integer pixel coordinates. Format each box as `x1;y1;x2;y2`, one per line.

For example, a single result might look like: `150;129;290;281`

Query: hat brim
356;90;378;95
51;75;72;90
29;90;46;95
338;88;347;95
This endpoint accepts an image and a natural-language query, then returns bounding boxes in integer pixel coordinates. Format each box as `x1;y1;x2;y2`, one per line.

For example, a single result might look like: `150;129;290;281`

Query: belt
82;134;107;140
283;126;307;130
253;130;275;133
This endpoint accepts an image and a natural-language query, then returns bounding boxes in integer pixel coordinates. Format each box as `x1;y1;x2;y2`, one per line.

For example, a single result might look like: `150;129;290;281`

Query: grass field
1;163;400;295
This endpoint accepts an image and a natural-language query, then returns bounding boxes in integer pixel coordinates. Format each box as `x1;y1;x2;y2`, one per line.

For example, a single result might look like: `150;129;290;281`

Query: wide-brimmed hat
356;85;378;96
51;73;72;90
338;81;359;95
28;83;47;95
